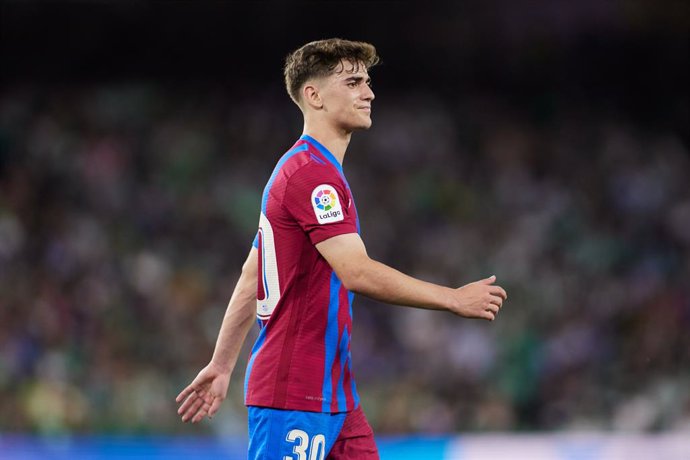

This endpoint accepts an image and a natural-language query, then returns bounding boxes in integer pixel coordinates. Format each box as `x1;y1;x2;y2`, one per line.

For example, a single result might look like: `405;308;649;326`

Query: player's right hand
451;275;507;321
176;362;231;423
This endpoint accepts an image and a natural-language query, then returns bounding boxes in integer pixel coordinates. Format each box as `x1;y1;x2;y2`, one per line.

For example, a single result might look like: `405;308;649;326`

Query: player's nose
362;84;375;101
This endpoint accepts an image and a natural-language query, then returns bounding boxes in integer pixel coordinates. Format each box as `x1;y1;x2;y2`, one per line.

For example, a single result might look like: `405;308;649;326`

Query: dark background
2;0;687;133
1;0;689;435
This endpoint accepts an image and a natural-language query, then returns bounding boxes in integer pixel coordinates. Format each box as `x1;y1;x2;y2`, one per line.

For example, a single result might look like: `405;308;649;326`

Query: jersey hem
245;400;358;415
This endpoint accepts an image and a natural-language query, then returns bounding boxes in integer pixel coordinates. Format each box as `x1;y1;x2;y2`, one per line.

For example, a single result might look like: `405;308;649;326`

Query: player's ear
303;82;323;110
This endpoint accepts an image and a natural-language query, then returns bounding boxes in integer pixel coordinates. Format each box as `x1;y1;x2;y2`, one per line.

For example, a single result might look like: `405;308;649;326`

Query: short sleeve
252;231;259;248
282;164;358;245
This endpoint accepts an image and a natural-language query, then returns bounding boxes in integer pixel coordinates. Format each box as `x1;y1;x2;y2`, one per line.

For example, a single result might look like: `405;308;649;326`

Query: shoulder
284;155;343;190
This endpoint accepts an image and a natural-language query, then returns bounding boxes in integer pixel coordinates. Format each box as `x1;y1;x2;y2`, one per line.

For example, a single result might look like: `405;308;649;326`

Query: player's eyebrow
344;76;372;85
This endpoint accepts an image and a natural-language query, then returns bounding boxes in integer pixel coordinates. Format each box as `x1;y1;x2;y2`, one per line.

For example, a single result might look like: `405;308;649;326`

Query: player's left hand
176;362;231;423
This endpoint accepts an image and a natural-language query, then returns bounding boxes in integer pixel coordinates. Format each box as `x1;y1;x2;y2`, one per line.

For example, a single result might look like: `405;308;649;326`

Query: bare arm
316;233;506;320
209;247;258;372
176;247;258;423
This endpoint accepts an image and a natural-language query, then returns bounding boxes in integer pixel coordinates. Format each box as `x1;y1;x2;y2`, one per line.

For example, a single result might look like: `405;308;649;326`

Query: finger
498;286;507;300
208;396;223;418
485;303;499;314
177;390;201;415
192;407;207;423
489;286;507;300
177;393;196;415
182;397;206;422
483;310;496;321
481;275;497;285
489;295;503;307
192;399;213;423
176;385;196;403
179;393;204;422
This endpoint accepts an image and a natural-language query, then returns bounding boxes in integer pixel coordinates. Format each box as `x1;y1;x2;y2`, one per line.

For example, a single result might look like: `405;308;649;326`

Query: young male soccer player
176;38;507;459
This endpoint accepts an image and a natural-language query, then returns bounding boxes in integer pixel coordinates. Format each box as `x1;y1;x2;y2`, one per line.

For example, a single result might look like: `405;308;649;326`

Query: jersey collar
299;134;345;177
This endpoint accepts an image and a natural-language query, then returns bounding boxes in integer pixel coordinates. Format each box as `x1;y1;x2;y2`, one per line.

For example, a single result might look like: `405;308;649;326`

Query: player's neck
302;124;351;165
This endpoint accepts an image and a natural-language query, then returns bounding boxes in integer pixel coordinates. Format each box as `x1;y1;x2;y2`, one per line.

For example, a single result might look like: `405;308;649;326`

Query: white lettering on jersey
311;185;344;224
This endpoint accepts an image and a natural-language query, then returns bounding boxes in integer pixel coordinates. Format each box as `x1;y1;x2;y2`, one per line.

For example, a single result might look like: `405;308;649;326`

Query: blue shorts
247;406;378;460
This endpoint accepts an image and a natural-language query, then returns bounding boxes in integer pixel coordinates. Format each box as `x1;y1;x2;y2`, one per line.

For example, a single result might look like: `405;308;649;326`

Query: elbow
338;259;370;293
242;247;260;277
241;258;257;280
340;274;359;293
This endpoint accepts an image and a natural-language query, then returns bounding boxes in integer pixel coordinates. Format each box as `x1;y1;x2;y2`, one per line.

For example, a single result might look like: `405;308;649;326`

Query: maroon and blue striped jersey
244;135;361;413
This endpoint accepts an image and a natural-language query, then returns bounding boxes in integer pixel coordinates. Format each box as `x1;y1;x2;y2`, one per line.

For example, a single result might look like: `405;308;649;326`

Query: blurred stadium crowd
0;80;688;436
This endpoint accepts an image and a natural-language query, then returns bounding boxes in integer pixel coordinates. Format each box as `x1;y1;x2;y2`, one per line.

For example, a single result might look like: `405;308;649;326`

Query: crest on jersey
311;185;344;224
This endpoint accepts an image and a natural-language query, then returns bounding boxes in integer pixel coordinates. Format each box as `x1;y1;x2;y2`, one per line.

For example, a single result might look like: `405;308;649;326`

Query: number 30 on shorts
284;429;326;460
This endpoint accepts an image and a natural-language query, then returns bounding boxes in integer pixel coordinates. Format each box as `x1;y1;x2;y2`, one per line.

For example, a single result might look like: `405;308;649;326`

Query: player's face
319;59;375;132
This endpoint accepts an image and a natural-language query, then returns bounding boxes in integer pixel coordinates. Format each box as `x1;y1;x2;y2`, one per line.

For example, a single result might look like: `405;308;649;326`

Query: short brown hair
284;38;379;105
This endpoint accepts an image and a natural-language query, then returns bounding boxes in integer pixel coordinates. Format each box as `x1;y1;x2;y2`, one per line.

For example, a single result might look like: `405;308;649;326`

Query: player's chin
344;115;372;131
356;117;373;130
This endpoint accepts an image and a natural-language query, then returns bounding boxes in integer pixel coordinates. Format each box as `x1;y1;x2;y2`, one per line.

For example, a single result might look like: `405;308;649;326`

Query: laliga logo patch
312;185;344;224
